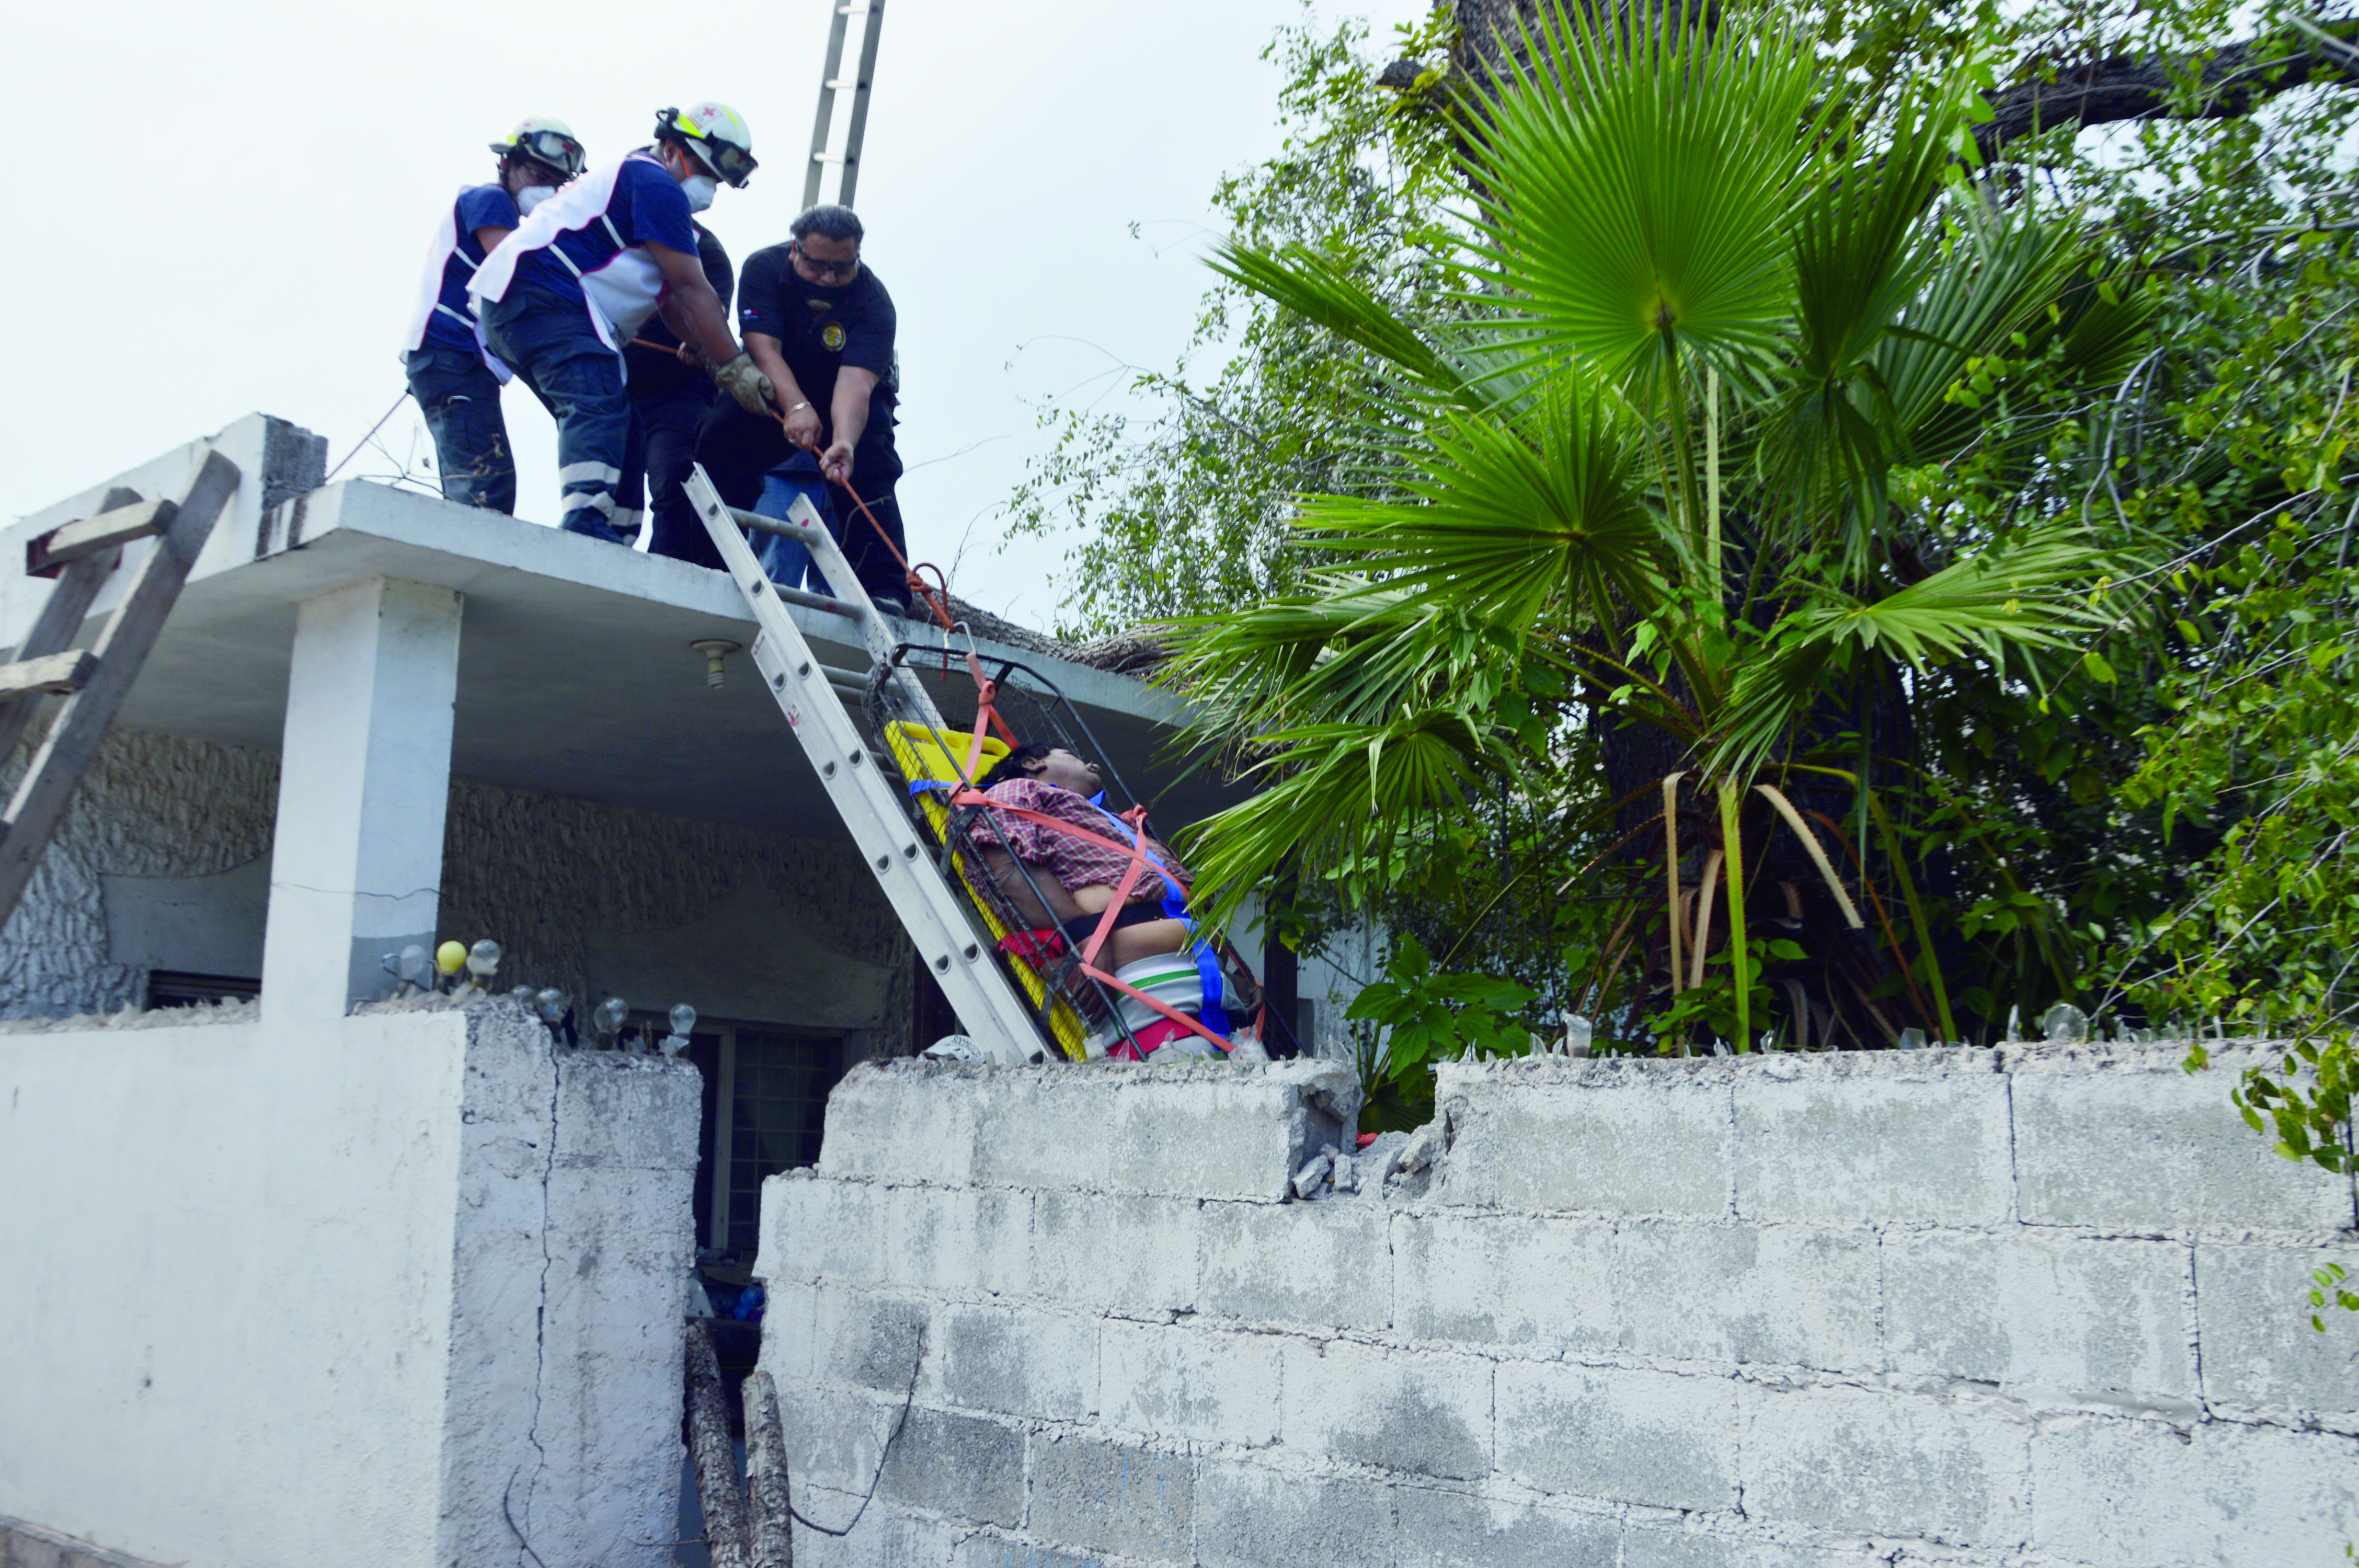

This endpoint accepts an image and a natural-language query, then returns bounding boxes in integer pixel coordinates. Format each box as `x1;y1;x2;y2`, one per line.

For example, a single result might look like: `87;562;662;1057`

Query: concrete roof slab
4;420;1227;839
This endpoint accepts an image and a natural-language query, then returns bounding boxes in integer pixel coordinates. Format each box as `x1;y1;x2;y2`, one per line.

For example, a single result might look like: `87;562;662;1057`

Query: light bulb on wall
591;996;629;1046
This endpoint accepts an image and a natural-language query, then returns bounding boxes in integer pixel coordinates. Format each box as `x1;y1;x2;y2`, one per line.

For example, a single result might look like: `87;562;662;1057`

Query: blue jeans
479;287;632;543
755;456;834;592
694;398;911;607
405;344;515;512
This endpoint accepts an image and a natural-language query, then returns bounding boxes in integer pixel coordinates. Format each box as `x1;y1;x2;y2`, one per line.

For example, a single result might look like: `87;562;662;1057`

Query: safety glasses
700;139;757;187
515;129;585;176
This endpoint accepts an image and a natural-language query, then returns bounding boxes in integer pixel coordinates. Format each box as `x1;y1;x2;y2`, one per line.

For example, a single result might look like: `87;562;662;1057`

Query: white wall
755;1045;2359;1568
0;1001;698;1568
1223;890;1380;1059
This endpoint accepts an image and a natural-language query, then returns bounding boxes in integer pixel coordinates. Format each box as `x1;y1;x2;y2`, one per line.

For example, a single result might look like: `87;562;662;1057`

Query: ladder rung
731;506;825;548
808;153;858;166
0;650;100;701
818;662;871;688
28;498;176;575
746;575;859;620
824;77;869;89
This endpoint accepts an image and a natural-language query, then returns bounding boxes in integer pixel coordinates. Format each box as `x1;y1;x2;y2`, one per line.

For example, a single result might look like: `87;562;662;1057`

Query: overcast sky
1;0;1428;631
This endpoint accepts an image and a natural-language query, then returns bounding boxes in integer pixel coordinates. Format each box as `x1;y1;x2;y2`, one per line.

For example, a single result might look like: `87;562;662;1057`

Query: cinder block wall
755;1047;2359;1567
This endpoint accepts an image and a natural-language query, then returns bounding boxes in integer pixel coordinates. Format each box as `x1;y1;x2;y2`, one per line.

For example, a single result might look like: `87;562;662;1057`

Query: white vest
468;154;674;351
402;188;512;382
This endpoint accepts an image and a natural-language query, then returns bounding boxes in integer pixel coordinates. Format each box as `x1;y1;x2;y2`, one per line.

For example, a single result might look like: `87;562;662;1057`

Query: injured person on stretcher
963;744;1194;969
958;741;1267;1059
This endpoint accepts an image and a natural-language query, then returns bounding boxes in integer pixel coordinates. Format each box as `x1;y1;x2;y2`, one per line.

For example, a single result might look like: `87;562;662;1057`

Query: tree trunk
688;1319;752;1568
743;1371;796;1568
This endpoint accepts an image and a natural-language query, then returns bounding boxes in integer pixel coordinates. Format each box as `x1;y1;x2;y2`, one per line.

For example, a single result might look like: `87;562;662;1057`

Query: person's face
506;157;565;196
791;233;861;286
1032;747;1102;794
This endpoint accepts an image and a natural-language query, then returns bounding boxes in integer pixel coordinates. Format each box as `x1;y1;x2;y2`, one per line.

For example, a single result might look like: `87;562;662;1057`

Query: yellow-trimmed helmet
655;102;757;187
491;116;586;178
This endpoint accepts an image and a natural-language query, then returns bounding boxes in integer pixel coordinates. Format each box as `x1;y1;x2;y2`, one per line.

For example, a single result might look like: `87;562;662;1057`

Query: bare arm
980;848;1081;927
646;241;740;367
473;225;514;253
821;365;881;483
746;331;821;449
830;366;880;449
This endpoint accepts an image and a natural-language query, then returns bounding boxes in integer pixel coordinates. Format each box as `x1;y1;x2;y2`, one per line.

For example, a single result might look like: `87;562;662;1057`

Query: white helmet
491;115;586;178
656;101;757;187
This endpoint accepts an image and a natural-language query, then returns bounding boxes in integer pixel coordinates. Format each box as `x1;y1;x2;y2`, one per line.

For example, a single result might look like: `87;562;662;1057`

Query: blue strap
1087;804;1230;1040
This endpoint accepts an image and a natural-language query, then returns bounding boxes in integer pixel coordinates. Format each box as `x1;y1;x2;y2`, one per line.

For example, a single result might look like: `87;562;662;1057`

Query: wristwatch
786;401;811;414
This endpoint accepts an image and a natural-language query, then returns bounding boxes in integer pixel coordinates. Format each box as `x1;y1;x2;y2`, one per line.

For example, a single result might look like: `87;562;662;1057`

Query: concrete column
261;577;462;1019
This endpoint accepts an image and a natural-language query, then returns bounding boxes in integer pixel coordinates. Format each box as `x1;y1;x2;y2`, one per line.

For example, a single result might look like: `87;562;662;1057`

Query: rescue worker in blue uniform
401;117;586;512
692;205;911;609
617;220;732;555
470;102;774;544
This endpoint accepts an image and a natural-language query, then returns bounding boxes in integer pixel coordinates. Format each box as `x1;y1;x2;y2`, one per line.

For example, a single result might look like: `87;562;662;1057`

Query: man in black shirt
623;220;734;558
693;204;909;607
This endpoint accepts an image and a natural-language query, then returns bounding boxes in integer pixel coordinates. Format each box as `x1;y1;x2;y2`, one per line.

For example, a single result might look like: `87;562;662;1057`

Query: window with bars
725;1028;843;1255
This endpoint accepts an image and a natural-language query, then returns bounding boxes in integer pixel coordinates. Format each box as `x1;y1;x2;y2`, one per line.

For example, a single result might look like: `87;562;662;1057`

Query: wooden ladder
0;448;242;927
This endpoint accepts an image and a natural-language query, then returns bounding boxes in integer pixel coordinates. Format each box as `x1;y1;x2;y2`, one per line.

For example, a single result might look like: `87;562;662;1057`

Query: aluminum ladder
682;463;1048;1060
802;0;886;209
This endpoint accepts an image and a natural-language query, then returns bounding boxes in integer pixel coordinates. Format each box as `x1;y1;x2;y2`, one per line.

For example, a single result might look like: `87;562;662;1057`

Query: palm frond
1462;0;1829;381
1300;376;1662;630
1209;242;1486;409
1175;706;1510;930
1709;531;2116;775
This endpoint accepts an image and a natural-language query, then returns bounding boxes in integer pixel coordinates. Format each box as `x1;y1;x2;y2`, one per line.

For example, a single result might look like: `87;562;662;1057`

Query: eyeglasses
793;245;860;281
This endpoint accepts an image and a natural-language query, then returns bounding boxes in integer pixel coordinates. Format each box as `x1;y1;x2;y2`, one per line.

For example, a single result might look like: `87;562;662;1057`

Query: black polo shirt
624;222;734;398
735;241;897;453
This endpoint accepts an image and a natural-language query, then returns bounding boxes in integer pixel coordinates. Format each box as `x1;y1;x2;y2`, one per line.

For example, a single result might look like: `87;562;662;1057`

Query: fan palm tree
1165;0;2149;1051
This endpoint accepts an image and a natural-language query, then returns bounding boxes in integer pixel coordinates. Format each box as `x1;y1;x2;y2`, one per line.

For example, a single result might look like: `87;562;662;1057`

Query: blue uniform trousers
479;287;633;544
404;344;516;513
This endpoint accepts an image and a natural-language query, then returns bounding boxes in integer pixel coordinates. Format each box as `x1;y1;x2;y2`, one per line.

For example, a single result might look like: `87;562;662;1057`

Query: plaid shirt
964;778;1190;901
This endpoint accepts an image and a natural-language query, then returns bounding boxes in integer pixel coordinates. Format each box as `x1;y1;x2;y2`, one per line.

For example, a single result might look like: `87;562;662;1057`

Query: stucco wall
754;1045;2359;1567
0;1001;698;1568
0;727;279;1018
0;728;914;1053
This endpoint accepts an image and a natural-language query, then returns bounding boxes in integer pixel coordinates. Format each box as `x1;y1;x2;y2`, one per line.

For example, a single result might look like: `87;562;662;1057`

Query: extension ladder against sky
683;463;1061;1063
803;0;885;209
0;449;240;930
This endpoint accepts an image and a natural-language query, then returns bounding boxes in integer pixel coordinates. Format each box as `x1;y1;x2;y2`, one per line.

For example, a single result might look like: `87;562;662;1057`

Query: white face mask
680;174;718;212
516;185;557;216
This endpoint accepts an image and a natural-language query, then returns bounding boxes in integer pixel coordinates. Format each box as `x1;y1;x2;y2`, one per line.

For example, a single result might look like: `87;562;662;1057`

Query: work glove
713;352;776;417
